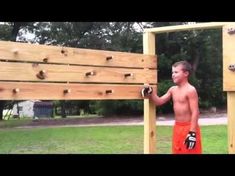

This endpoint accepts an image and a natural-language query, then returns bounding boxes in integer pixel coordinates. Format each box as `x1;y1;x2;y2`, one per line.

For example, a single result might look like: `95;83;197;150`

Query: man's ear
184;71;189;77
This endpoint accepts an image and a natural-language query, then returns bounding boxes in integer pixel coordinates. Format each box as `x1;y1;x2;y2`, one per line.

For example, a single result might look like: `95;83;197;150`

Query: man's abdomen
173;103;191;122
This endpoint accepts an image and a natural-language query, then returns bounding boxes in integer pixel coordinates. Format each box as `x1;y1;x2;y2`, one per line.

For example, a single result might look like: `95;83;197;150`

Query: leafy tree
150;22;225;111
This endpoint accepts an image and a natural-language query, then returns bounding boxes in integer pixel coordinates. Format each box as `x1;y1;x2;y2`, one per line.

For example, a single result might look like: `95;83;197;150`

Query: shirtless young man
141;60;202;154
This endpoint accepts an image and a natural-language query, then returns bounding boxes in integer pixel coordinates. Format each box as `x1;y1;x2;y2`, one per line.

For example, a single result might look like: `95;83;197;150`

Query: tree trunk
61;100;66;118
0;101;5;120
10;22;23;41
191;49;200;77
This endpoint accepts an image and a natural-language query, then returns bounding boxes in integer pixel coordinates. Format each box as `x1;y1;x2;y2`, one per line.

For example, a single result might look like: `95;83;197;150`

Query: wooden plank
0;41;157;69
144;94;156;153
0;62;157;84
144;22;229;34
227;92;235;153
143;32;156;154
0;82;156;100
223;23;235;91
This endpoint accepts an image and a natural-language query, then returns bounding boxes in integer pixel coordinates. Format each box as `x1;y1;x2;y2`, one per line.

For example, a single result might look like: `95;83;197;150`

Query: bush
94;100;143;117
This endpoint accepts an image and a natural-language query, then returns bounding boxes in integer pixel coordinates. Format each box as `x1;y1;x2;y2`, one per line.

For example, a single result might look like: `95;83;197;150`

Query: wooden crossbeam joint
61;48;68;56
63;89;71;94
228;64;235;72
124;73;133;78
106;56;113;61
12;48;19;55
43;57;49;63
13;88;20;93
228;28;235;35
36;70;47;79
105;90;113;94
85;71;96;77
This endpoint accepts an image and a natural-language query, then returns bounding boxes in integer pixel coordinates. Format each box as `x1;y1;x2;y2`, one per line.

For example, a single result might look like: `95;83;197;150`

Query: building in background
12;100;53;118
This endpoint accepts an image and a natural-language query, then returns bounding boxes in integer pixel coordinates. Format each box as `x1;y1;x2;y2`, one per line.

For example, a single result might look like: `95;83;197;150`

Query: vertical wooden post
222;23;235;154
143;32;156;154
227;92;235;153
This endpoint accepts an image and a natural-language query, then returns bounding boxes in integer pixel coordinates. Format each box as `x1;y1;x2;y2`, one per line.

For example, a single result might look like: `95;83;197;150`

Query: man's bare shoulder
168;86;177;92
188;84;197;91
187;84;198;96
169;86;177;90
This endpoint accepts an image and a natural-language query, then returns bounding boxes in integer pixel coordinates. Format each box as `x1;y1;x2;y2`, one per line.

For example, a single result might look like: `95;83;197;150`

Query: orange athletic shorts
172;121;202;154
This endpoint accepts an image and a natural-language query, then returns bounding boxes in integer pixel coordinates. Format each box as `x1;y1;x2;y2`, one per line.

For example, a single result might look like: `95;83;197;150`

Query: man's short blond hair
172;60;192;75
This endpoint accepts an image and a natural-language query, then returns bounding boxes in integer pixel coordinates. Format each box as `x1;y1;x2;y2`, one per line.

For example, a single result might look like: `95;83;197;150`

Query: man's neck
177;79;189;87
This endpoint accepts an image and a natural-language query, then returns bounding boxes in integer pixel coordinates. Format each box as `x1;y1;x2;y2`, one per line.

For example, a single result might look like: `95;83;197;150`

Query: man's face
172;65;189;84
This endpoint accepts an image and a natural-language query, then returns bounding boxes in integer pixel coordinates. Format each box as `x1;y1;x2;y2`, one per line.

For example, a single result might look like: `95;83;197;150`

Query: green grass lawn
0;123;228;154
0;119;32;128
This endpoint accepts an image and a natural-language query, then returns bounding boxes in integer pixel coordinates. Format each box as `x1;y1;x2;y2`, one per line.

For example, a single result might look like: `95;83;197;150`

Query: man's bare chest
172;91;188;103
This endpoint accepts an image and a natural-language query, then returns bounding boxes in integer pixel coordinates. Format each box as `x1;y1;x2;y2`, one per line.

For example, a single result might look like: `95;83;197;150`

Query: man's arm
187;87;200;132
184;87;199;150
149;87;173;106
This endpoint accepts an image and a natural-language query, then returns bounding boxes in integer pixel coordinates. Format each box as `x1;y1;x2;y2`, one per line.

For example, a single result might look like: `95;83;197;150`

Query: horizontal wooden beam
144;22;230;34
0;62;157;84
0;41;157;69
0;82;156;100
